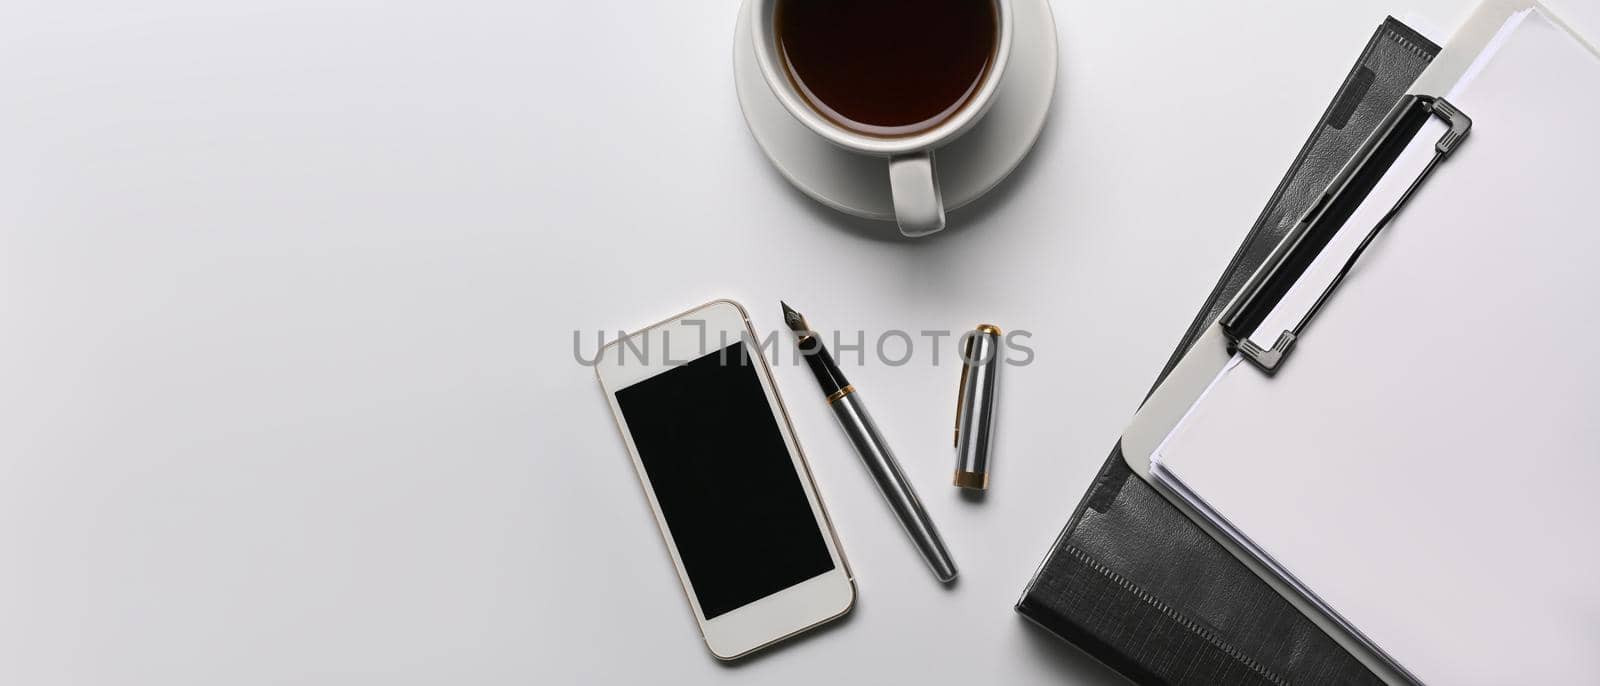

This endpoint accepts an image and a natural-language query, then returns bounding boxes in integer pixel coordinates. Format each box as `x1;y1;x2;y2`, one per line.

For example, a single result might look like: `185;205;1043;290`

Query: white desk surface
3;1;1595;684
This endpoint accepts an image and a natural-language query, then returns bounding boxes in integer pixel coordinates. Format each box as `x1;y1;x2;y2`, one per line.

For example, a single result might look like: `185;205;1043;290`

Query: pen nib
780;301;809;333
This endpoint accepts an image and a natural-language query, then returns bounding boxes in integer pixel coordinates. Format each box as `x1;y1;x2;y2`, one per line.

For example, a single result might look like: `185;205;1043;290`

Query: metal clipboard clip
1219;95;1472;375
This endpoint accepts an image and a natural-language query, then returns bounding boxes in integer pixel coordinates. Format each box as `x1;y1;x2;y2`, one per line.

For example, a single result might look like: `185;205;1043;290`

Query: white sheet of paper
1152;10;1600;684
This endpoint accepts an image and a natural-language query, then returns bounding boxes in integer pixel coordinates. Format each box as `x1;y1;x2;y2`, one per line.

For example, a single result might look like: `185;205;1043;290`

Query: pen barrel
829;390;958;583
953;327;1002;490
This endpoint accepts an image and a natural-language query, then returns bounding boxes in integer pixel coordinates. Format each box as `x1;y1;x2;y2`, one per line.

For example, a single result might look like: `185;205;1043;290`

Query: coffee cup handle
888;152;946;237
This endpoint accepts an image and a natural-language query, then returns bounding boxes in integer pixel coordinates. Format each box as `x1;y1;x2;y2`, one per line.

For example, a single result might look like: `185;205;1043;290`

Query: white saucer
733;0;1058;221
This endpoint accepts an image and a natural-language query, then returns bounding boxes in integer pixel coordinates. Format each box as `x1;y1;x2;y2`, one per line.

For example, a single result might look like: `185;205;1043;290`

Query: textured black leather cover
1017;19;1438;686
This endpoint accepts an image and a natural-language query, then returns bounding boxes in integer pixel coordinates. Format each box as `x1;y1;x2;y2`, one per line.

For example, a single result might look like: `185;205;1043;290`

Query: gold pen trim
953;470;988;490
825;385;855;404
954;332;977;446
953;360;970;447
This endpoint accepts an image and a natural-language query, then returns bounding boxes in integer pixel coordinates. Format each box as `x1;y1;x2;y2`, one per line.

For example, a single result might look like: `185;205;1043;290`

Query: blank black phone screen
614;342;835;619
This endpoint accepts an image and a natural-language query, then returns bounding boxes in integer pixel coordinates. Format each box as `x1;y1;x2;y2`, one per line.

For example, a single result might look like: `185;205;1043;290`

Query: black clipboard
1016;18;1439;686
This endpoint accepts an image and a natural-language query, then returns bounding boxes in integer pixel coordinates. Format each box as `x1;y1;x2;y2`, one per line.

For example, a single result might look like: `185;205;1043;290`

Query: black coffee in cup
774;0;999;139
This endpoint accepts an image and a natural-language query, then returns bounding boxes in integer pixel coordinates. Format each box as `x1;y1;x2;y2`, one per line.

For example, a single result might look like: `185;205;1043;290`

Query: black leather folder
1016;19;1438;686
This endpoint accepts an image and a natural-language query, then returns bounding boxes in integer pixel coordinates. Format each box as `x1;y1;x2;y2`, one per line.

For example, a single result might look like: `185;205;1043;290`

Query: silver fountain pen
782;302;958;583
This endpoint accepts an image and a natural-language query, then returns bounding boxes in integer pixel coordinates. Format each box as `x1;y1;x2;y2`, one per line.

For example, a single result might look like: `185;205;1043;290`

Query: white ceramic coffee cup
750;0;1012;236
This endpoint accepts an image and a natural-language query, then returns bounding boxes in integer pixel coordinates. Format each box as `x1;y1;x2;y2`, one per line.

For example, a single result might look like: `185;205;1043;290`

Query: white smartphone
595;299;855;660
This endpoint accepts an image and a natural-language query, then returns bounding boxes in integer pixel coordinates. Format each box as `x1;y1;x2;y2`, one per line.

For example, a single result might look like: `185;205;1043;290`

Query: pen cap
953;325;1002;490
